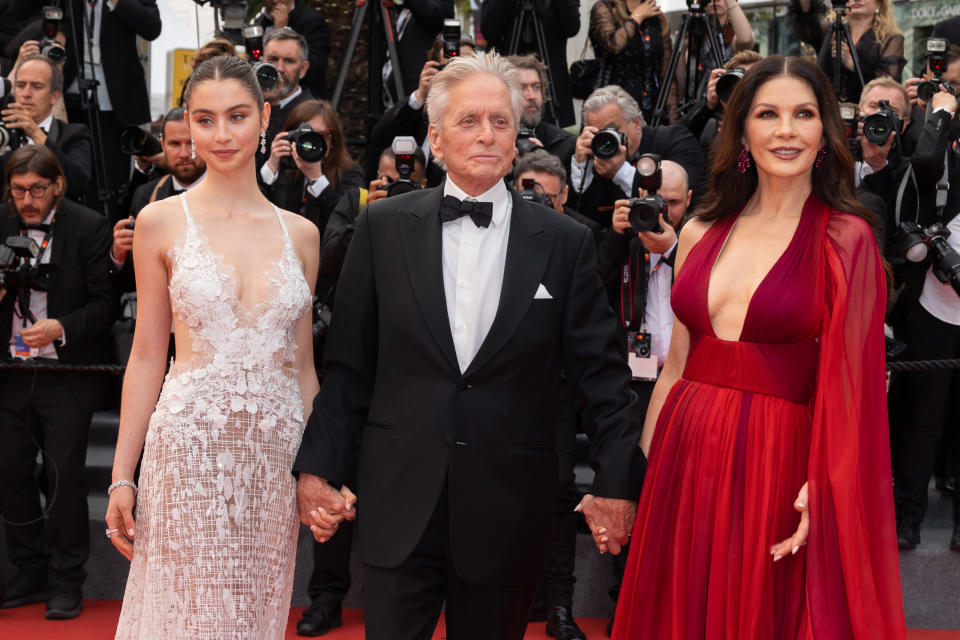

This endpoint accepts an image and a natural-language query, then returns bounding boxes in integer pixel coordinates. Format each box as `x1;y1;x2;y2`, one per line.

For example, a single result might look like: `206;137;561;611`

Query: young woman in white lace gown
104;45;321;639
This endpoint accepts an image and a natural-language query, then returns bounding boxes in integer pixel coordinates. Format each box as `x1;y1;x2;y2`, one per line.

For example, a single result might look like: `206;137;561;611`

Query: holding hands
576;495;637;555
297;473;357;543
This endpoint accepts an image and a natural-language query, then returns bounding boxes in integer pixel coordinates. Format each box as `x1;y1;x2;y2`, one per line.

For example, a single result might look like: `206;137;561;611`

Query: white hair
581;85;644;125
425;51;524;169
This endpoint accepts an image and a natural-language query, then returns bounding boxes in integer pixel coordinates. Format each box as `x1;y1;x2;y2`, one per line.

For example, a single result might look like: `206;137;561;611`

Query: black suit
391;0;454;104
0;119;92;201
252;1;331;99
933;15;960;47
293;185;644;638
0;198;118;591
533;121;576;169
481;0;581;128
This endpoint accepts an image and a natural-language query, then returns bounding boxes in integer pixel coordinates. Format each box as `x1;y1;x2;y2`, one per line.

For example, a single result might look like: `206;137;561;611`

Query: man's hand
860;133;893;173
574;125;598;163
705;67;725;110
14;39;40;69
292;145;324;181
638;213;678;254
297;473;357;543
593;143;627;180
612;198;632;235
19;318;63;348
931;88;959;116
576;495;636;555
904;77;923;108
269;0;291;28
112;217;135;264
266;131;292;174
367;176;391;204
415;60;441;104
1;102;44;144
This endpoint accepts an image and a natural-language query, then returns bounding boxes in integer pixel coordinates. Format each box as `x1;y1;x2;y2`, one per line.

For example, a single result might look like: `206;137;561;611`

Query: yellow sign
170;48;197;109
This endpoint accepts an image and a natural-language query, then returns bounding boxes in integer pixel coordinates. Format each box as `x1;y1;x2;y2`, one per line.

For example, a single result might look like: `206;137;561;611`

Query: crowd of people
0;0;959;638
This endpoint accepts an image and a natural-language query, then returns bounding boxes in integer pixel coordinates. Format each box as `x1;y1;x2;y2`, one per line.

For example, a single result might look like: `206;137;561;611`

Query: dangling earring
190;138;196;160
815;144;827;168
260;130;267;154
737;142;751;174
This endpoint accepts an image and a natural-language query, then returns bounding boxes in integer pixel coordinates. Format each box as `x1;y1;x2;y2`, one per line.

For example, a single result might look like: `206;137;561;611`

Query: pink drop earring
815;144;827;168
737;143;751;174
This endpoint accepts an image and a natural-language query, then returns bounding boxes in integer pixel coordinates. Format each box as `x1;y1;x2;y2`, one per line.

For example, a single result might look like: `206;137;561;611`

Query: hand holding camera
1;101;44;145
705;67;725;110
112;217;135;264
591;125;628;178
930;89;958;116
416;61;442;104
574;125;598;163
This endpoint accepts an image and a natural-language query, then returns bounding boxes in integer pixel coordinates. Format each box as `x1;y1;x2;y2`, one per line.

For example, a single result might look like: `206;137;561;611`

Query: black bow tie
439;195;493;228
18;220;52;233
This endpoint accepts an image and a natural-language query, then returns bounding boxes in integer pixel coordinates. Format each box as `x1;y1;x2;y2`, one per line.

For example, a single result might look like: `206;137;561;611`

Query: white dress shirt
10;209;61;359
645;251;675;366
442;178;512;372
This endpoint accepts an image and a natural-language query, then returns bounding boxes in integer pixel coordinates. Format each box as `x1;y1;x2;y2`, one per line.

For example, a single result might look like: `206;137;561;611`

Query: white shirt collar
277;85;303;110
37;113;54;134
443;177;511;228
171;170;206;192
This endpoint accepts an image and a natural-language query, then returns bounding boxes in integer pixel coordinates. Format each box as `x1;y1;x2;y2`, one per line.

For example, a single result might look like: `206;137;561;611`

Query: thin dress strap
272;204;293;249
178;192;196;227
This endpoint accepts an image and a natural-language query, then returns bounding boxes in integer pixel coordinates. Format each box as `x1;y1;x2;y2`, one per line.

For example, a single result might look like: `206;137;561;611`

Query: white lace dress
115;194;313;639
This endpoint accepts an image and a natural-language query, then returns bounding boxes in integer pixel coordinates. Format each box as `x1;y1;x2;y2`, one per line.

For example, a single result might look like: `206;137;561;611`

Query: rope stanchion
0;360;126;375
887;359;960;373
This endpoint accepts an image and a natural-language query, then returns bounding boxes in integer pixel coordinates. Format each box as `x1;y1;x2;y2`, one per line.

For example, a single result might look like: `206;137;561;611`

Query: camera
243;26;278;91
918;38;949;102
897;221;960;297
119;125;163;157
39;6;65;64
839;102;859;139
0;235;54;293
518;178;554;210
443;19;461;60
591;124;627;160
861;99;900;146
385;136;422;198
626;154;665;233
715;67;745;103
516;125;538;155
282;123;327;171
0;96;26;152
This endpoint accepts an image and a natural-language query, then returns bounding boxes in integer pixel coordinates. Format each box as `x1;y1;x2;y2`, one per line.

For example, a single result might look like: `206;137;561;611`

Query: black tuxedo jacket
0;119;92;201
534;121;576;169
293;185;644;585
253;1;331;99
1;199;118;370
933;15;960;47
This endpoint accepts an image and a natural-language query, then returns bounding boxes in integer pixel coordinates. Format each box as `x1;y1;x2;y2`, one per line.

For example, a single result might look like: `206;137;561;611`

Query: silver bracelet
107;480;138;496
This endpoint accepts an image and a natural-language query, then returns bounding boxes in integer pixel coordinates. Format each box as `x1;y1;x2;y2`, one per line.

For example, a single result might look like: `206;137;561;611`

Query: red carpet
0;600;957;639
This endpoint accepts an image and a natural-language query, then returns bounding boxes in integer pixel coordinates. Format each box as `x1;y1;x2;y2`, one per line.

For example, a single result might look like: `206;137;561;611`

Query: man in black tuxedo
62;0;161;214
293;52;645;640
508;54;576;170
481;0;580;128
0;144;118;619
569;85;705;231
1;55;92;201
381;0;454;105
251;0;330;99
255;27;313;172
108;106;205;293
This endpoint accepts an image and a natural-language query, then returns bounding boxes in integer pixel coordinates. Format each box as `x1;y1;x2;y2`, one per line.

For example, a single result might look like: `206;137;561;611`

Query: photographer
507;54;576;167
0;144;117;618
890;86;960;553
569;84;704;230
381;0;455;105
4;15;70;122
905;45;960;121
250;0;331;99
482;0;579;127
108;106;206;293
260;98;364;236
2;54;91;201
256;29;315;171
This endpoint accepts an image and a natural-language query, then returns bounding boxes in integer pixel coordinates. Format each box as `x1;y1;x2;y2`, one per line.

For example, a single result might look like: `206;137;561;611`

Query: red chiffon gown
612;195;906;639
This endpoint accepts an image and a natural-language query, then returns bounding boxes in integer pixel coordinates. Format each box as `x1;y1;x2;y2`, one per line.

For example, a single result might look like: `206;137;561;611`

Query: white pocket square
534;283;553;300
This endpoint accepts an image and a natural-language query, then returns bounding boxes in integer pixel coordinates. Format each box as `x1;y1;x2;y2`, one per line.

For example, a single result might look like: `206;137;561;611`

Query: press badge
627;331;657;381
11;333;38;360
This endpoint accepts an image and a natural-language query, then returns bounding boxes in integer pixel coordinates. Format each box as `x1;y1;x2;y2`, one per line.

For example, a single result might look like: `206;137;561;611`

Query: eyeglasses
9;183;54;199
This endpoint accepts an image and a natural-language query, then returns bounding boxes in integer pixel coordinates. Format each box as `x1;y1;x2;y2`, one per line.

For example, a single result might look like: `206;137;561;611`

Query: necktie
18;220;52;232
439;195;493;228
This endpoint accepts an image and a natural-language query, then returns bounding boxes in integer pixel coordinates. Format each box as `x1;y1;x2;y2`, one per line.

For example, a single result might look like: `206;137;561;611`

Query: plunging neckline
705;203;806;343
178;193;291;321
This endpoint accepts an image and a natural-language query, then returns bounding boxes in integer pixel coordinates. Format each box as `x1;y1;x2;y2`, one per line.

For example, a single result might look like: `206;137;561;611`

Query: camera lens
715;68;744;103
289;125;327;163
42;41;65;63
252;61;278;91
917;80;937;103
591;129;622;160
863;112;894;145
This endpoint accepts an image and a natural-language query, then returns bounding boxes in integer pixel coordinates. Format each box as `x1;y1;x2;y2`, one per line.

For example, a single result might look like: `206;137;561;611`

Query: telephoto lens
119;125;163;157
252;61;278;91
715;67;745;103
287;124;327;163
40;39;65;63
590;125;627;160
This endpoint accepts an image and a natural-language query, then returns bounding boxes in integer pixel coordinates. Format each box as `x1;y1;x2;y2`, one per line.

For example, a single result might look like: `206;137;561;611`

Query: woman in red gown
610;56;906;639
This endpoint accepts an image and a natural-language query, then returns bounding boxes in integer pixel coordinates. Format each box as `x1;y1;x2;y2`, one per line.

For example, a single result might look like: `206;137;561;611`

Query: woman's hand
630;0;662;25
105;485;137;561
770;482;808;562
292;145;324;180
266;131;291;174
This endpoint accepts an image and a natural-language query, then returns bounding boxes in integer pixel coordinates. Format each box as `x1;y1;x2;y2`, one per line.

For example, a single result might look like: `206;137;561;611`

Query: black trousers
891;304;960;524
609;379;656;607
0;370;94;589
66;102;130;217
362;481;537;640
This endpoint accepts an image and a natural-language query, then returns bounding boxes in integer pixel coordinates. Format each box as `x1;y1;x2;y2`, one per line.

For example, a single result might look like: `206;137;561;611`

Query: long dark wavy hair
695;55;873;230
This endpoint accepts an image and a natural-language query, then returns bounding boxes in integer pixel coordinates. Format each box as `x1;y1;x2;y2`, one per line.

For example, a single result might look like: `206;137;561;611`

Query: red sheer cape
807;212;906;639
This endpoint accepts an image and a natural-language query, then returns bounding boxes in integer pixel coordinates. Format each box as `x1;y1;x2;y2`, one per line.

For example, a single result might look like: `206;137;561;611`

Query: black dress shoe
896;518;921;550
951;525;960;552
296;602;343;637
45;585;83;620
1;571;47;609
545;605;586;640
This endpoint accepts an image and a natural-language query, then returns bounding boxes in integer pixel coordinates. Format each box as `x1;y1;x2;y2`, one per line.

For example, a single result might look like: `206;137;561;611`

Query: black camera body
39;6;65;63
243;26;278;91
839;102;859;139
516;125;538;155
0;236;52;292
281;123;327;170
385;136;422;198
918;38;950;102
120;125;163;157
519;178;554;210
591;124;627;160
897;221;960;297
715;67;745;103
861;99;900;146
627;154;665;233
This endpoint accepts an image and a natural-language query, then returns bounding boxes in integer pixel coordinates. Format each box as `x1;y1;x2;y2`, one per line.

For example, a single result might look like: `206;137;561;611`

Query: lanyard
21;215;56;265
619;249;665;331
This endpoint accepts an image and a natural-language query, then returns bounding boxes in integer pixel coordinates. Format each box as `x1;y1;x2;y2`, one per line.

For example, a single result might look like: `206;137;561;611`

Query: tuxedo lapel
47;202;70;298
464;194;553;377
397;187;460;374
46;118;61;142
